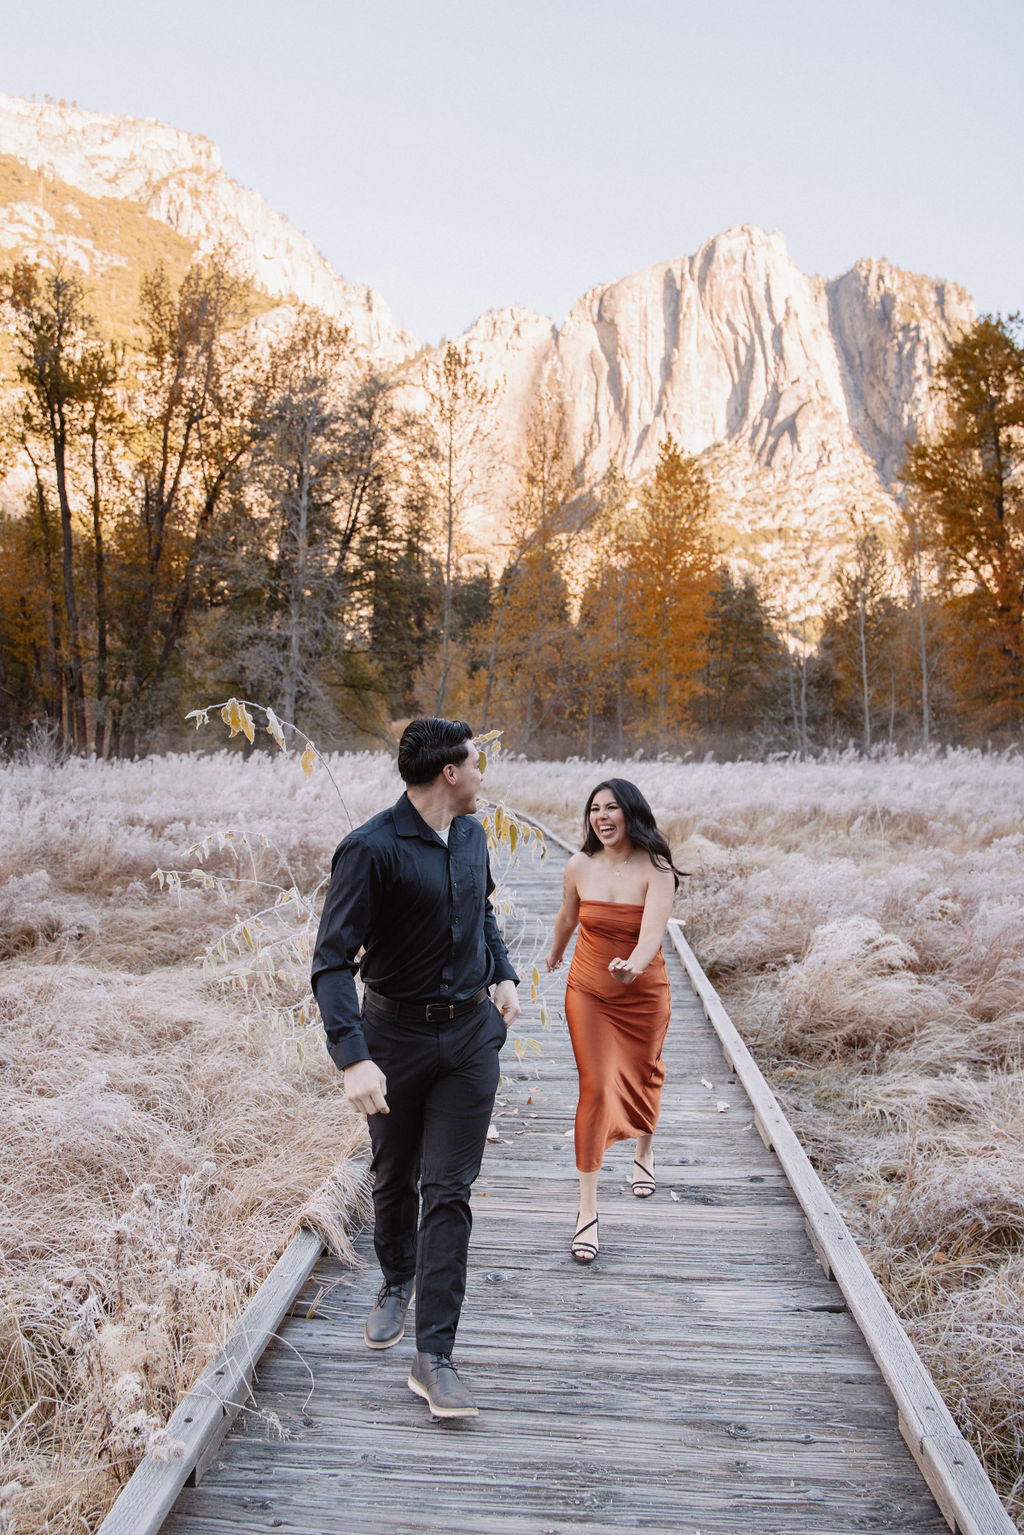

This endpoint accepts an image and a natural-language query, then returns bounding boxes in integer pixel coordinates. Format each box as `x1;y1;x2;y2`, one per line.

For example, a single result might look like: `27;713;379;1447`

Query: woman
546;779;680;1263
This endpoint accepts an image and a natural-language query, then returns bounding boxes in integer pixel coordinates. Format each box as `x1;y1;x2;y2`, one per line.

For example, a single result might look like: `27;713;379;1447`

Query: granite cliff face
443;227;974;609
0;97;975;612
0;95;414;361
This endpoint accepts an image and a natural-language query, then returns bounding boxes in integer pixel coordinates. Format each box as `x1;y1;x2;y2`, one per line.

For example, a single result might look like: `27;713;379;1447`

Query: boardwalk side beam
667;918;1013;1535
97;1226;325;1535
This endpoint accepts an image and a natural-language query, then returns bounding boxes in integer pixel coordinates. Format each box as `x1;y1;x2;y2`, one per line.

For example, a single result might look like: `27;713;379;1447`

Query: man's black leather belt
362;985;489;1023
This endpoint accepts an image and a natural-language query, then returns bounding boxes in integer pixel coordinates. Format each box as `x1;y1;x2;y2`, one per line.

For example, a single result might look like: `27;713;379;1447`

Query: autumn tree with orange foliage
477;394;584;750
903;315;1024;736
574;469;633;756
2;261;116;752
620;438;717;753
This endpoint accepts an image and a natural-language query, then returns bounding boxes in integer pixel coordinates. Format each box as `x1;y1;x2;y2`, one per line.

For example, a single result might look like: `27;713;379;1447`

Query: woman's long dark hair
581;778;684;887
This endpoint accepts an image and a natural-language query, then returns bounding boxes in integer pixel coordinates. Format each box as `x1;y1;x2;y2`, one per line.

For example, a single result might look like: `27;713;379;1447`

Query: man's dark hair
398;717;474;786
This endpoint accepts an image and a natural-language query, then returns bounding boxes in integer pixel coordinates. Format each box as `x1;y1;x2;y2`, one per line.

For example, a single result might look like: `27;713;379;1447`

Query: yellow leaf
495;805;506;838
300;744;316;777
221;697;246;737
509;823;518;852
477;749;487;774
531;966;539;987
239;702;256;744
265;707;287;749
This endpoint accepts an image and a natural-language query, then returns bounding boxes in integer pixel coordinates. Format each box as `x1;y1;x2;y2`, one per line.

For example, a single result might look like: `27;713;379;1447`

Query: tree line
0;256;1020;759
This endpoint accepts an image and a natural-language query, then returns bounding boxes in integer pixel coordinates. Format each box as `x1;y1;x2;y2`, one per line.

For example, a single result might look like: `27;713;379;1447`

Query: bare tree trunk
482;567;516;732
89;412;109;757
284;464;311;726
26;450;64;739
436;438;455;714
50;406;87;752
858;587;871;752
786;638;809;759
909;526;932;747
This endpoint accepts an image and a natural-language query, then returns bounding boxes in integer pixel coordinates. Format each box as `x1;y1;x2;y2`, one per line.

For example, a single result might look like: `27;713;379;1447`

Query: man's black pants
362;994;506;1355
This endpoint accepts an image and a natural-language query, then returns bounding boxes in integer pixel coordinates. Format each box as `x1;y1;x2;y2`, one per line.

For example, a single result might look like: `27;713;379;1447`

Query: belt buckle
426;1001;455;1022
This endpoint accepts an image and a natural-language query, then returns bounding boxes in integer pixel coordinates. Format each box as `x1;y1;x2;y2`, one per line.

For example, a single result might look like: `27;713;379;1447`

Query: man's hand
493;979;521;1028
343;1058;389;1116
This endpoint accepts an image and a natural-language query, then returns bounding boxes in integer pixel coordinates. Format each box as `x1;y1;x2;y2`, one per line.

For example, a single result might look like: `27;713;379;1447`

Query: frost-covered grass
2;746;1023;1529
487;748;1024;1524
0;750;391;1534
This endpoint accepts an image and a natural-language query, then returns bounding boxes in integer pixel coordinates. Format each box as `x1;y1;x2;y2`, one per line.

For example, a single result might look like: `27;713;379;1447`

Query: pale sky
3;0;1021;345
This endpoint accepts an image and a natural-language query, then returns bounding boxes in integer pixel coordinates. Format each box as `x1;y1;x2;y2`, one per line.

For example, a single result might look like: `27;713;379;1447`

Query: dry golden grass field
2;743;1023;1532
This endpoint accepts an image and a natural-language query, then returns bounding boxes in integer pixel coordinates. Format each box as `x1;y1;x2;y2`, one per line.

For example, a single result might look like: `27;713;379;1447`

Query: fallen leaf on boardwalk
670;1191;681;1202
563;1129;574;1138
526;1096;533;1104
700;1077;714;1090
716;1101;730;1113
486;1123;500;1142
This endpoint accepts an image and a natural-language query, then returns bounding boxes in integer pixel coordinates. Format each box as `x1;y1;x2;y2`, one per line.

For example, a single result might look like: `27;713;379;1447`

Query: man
311;716;520;1418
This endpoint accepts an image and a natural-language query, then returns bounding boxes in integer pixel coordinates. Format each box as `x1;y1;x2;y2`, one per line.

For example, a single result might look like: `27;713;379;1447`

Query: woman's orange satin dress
565;900;671;1173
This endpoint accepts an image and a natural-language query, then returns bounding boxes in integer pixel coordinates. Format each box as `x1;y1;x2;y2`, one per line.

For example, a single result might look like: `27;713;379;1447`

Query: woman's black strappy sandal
631;1158;656;1198
571;1214;599;1264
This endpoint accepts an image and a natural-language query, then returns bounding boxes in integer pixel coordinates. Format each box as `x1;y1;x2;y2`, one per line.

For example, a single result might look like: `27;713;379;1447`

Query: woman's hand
545;951;563;972
608;955;642;984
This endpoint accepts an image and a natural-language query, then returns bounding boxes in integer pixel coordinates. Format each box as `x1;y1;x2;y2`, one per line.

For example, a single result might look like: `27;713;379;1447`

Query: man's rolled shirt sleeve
311;836;375;1070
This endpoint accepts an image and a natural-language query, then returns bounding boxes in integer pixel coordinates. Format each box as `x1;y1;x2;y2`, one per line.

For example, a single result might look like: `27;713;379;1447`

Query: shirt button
441;984;449;992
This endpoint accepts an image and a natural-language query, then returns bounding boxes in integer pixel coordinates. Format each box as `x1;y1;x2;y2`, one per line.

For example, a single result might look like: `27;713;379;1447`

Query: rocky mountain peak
0;94;415;362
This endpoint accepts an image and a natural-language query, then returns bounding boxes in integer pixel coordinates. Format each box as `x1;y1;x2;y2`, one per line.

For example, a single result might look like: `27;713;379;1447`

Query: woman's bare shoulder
564;850;591;883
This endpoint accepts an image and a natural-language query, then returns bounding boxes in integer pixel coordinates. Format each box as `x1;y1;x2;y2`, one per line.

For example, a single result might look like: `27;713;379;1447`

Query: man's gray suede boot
364;1281;414;1349
408;1350;478;1417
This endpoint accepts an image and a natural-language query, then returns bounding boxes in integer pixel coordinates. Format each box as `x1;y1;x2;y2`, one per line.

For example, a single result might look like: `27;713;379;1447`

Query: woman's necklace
606;849;634;877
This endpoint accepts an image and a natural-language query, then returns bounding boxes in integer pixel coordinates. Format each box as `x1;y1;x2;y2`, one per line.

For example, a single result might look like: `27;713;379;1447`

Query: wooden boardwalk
153;837;979;1534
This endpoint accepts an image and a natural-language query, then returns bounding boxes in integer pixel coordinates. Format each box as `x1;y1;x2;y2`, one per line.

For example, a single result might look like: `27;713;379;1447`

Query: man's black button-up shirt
311;793;519;1069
